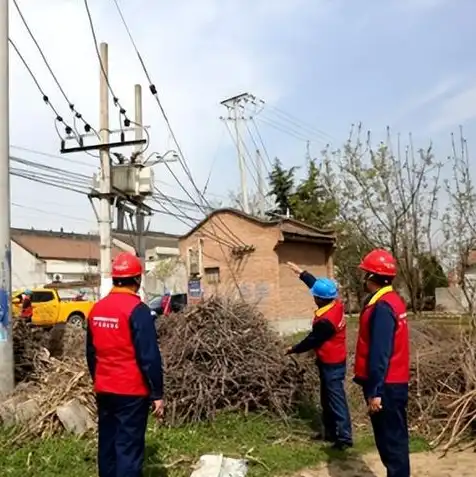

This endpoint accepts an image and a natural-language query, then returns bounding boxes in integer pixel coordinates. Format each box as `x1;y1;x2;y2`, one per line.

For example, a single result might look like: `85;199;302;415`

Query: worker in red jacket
286;263;352;450
354;249;410;477
20;289;33;322
86;252;164;477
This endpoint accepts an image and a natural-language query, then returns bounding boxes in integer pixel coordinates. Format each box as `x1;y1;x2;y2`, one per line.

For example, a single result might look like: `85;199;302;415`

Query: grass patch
0;413;428;477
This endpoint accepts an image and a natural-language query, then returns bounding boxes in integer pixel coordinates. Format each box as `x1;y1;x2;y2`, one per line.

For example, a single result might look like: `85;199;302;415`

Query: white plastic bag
190;454;248;477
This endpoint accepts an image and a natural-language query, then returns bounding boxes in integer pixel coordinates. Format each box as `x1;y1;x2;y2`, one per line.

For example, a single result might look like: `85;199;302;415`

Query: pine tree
267;158;297;216
291;158;338;228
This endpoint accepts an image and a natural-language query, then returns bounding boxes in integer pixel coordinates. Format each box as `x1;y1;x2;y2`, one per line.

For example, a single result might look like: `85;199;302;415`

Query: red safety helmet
359;249;397;277
111;252;143;278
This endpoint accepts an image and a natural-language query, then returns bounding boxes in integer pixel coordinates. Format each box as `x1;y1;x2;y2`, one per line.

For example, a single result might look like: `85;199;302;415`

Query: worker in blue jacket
286;262;353;450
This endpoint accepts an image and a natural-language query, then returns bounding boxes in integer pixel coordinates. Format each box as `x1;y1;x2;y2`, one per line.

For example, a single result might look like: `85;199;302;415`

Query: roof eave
280;231;336;245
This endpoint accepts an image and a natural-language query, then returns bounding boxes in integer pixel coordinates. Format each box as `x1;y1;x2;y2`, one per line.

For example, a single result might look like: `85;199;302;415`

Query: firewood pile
3;299;476;451
157;297;318;424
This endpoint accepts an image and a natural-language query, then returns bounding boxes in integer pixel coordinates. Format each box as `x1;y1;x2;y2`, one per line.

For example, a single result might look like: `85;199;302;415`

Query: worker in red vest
286;263;352;450
160;291;172;316
354;249;410;477
20;289;33;322
86;252;164;477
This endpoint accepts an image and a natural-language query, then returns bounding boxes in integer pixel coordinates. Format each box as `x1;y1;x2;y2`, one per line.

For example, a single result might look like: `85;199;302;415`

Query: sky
8;0;476;236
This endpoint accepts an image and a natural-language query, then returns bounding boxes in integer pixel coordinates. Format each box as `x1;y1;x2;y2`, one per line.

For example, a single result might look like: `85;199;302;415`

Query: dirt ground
295;450;476;476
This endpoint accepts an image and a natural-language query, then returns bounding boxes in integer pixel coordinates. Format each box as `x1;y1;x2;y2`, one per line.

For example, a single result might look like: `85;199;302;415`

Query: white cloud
391;76;463;126
427;83;476;132
8;0;330;232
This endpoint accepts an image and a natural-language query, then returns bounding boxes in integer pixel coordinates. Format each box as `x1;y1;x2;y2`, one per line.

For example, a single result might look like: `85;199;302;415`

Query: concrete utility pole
0;0;14;395
221;93;253;214
98;43;112;298
256;149;265;218
233;102;248;214
134;84;147;303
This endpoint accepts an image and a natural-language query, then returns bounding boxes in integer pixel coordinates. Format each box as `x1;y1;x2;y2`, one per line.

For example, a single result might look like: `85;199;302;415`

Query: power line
10;145;96;169
8;38;76;141
11;202;94;224
82;0;131;130
12;0;97;138
249;119;273;170
110;0;246;250
11;158;238;250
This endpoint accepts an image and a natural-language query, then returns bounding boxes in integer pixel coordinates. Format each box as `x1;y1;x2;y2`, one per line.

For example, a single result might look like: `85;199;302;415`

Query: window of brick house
204;266;220;284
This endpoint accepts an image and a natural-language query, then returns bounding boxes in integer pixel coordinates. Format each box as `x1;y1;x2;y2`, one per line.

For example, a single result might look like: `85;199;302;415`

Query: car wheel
67;314;84;328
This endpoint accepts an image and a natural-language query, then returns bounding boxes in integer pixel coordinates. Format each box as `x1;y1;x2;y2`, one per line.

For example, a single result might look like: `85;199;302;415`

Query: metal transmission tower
220;93;257;215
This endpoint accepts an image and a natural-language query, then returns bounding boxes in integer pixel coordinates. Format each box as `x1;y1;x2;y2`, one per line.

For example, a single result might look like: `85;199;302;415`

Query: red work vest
354;286;410;383
312;300;347;364
161;295;172;316
88;288;149;396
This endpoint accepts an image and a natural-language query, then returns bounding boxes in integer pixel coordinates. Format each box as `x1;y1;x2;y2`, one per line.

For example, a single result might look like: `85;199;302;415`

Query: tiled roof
11;228;178;261
114;231;179;250
179;208;335;242
12;229;122;261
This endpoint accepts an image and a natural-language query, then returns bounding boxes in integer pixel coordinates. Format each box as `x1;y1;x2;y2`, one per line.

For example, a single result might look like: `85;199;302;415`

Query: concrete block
0;397;41;426
15;399;41;424
56;398;95;435
0;399;17;427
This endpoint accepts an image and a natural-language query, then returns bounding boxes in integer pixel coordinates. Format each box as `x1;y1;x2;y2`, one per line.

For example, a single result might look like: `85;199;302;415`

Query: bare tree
228;190;264;216
443;128;476;322
152;257;182;294
322;125;443;311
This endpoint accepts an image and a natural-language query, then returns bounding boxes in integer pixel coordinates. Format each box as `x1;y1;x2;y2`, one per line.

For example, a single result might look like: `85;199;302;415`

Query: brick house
179;209;335;321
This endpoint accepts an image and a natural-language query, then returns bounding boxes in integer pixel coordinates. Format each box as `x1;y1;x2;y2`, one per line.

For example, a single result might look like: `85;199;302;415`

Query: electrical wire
221;119;261;193
10;145;97;169
249;119;274;170
152;187;236;248
13;0;98;140
11;156;240;252
110;0;246;251
83;0;151;155
12;202;94;224
9;38;77;142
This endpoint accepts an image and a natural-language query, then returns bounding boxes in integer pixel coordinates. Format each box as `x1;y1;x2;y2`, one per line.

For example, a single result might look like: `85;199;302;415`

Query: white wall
11;240;47;290
45;260;98;276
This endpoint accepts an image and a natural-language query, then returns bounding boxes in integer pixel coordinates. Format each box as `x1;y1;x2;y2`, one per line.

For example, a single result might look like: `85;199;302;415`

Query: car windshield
149;296;163;308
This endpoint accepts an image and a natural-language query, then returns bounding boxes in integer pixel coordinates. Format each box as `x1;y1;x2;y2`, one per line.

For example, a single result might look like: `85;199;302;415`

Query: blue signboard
188;278;203;300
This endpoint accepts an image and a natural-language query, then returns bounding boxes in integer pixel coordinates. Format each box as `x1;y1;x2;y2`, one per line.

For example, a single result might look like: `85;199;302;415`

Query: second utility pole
99;42;112;298
134;84;147;303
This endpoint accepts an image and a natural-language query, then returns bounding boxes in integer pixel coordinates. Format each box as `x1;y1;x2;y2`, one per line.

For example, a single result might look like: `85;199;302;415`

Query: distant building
11;228;186;295
179;208;336;321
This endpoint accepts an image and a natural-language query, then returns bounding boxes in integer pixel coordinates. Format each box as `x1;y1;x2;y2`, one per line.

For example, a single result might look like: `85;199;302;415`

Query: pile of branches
6;299;319;442
7;320;93;443
158;297;319;424
408;323;476;450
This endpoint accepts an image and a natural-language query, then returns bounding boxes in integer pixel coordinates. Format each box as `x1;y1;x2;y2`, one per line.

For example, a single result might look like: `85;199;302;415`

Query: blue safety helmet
24;289;32;296
310;278;338;300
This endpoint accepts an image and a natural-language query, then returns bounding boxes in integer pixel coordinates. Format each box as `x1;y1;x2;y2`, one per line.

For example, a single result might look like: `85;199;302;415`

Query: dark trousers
364;384;410;477
318;361;353;445
96;393;150;477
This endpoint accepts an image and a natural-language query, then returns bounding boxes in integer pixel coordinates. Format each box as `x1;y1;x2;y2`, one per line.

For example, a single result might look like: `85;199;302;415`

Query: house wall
276;242;333;320
45;259;98;279
11;240;47;290
179;212;281;319
179;212;333;321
